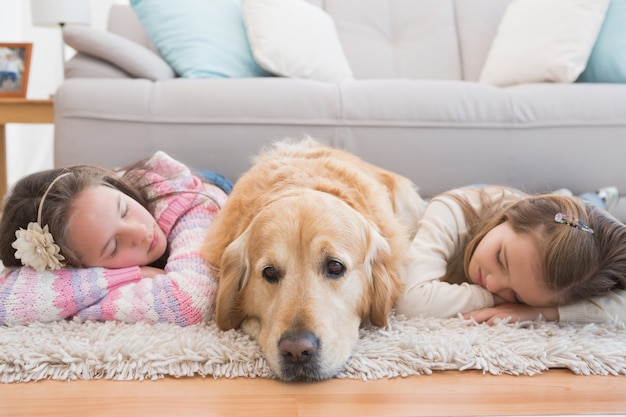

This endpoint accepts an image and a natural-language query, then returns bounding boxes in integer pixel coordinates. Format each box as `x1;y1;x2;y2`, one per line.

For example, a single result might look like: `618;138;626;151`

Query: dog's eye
262;265;281;283
324;259;346;278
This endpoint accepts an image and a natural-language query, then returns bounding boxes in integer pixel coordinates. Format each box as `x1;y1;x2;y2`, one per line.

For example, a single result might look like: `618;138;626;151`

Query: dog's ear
215;230;251;330
201;179;259;272
202;207;245;272
374;169;427;241
364;227;403;327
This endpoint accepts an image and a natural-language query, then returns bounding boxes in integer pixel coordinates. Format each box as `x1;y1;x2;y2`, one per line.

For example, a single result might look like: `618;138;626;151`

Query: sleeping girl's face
467;221;559;307
65;185;167;268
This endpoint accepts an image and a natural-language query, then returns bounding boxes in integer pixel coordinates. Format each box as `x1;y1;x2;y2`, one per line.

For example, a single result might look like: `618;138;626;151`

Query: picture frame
0;43;32;98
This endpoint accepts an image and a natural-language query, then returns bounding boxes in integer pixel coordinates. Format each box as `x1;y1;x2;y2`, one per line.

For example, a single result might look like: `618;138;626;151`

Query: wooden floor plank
1;370;625;417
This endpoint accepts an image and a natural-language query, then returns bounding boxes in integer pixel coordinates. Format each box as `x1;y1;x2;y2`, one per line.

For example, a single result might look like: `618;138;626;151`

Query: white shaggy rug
1;314;625;383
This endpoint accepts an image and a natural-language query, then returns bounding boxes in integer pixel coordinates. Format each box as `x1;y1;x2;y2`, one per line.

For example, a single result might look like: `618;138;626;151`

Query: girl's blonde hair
447;188;626;304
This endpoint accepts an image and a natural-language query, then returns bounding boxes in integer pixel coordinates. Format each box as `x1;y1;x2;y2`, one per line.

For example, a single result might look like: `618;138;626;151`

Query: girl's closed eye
111;236;119;257
121;199;129;218
496;249;503;268
109;197;128;258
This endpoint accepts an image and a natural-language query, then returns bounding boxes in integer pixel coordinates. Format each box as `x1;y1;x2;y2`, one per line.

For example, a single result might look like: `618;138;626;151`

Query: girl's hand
140;266;165;278
492;294;508;306
463;304;559;325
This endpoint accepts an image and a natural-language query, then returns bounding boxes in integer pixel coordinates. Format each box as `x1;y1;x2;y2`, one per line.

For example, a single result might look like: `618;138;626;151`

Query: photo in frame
0;43;32;98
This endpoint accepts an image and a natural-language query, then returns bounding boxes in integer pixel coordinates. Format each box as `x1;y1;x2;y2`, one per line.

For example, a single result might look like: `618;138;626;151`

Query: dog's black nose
278;331;319;364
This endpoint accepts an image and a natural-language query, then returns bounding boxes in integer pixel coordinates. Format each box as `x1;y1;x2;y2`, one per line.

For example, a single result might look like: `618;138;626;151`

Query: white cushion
479;0;610;87
243;0;354;83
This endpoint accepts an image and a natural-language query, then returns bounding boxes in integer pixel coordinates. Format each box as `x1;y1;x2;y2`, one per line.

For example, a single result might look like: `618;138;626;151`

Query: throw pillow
577;0;626;83
63;26;175;81
479;0;610;87
243;0;354;83
129;0;271;78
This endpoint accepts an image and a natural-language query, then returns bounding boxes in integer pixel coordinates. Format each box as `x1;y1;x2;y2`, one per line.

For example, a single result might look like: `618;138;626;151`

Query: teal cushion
129;0;271;78
577;0;626;83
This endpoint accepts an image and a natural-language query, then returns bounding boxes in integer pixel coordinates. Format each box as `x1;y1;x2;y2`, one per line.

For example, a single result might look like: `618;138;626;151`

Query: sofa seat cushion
503;83;626;123
340;81;626;130
55;79;626;128
340;80;511;124
54;78;343;122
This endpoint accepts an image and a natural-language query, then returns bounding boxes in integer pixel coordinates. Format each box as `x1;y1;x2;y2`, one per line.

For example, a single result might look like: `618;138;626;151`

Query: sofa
53;0;626;221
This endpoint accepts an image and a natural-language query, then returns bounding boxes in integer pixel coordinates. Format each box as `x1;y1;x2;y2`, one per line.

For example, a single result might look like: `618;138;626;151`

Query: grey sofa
53;0;626;220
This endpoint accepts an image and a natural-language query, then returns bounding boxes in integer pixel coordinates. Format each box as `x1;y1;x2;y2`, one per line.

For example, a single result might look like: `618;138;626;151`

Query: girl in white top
395;185;626;324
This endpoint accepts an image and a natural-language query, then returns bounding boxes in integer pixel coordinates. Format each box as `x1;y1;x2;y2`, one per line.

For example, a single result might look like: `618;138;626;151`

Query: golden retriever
202;138;426;381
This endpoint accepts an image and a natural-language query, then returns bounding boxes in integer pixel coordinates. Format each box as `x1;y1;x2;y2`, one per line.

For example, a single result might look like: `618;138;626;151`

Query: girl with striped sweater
0;151;229;326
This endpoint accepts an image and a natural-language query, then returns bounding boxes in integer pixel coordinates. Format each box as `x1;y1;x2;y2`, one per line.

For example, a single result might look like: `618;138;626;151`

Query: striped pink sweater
0;152;228;326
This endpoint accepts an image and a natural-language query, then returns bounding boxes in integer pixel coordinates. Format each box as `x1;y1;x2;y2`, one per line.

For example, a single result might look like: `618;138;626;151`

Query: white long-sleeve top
395;186;626;323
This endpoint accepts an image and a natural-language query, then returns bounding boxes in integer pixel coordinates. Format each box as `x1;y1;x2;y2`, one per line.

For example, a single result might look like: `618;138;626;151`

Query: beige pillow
63;26;175;80
243;0;354;83
479;0;610;87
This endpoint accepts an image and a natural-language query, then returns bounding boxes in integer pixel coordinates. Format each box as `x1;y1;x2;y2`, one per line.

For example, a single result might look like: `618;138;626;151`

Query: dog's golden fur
202;138;425;381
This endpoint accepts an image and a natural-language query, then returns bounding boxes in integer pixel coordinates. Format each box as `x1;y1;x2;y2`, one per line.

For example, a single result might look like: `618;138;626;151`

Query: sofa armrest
65;52;134;79
63;26;175;81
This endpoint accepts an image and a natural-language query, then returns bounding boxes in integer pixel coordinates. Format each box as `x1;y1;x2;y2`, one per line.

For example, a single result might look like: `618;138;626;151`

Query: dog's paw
241;317;261;339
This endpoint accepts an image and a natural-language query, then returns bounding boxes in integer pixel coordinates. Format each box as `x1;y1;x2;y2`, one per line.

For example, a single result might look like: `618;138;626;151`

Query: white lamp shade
31;0;91;27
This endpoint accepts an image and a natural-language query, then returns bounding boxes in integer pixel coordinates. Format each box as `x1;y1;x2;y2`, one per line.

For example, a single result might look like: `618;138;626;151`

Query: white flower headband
11;172;71;271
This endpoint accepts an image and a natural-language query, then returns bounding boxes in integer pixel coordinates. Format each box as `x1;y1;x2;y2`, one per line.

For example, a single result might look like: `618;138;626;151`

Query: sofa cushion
577;0;626;83
318;0;462;80
453;0;512;82
129;0;271;78
63;26;175;81
479;0;610;86
243;0;353;83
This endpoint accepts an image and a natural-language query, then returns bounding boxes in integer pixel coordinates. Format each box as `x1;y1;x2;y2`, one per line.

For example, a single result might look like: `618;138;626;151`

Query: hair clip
554;213;594;234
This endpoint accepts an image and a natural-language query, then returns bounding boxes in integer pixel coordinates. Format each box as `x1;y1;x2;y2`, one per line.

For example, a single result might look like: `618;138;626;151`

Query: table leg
0;123;6;200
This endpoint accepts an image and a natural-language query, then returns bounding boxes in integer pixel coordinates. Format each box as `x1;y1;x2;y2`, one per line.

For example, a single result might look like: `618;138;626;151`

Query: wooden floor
1;369;625;417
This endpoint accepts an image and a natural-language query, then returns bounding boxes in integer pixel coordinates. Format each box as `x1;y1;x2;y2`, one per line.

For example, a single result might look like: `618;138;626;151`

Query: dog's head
213;189;402;381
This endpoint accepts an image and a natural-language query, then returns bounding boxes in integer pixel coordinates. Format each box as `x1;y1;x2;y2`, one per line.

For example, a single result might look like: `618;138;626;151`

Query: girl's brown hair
0;160;165;268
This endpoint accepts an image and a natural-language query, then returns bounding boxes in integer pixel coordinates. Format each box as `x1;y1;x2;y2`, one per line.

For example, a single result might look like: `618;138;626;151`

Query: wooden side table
0;98;54;198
